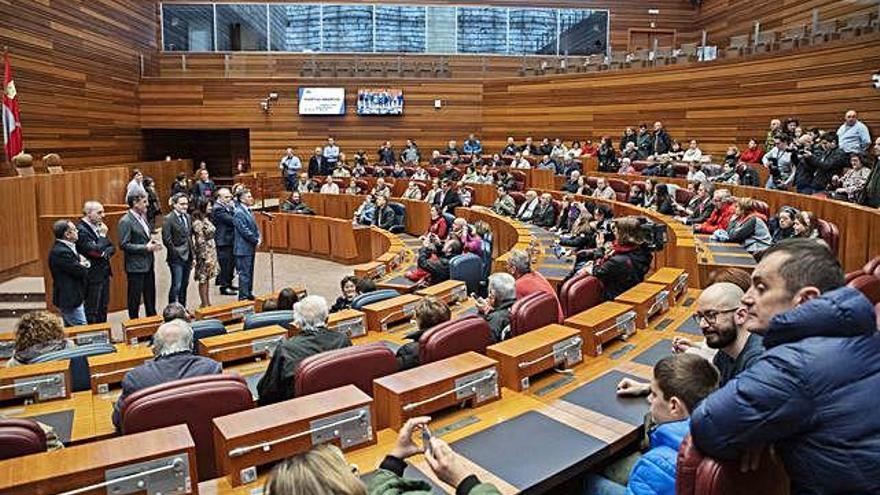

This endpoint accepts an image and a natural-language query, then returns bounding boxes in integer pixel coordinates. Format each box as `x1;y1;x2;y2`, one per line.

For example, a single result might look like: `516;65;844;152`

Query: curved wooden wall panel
482;37;880;156
35;168;129;216
0;177;39;277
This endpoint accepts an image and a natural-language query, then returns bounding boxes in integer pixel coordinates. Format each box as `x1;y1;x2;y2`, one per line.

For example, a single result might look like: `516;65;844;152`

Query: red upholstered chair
560;274;604;318
510;171;526;190
418;315;493;364
676;435;789;495
356;179;370;192
427;167;440;178
0;418;47;461
816;219;839;255
120;375;253;481
509;292;560;337
586;177;599;188
672;164;689;177
675;188;695;206
295;343;398;397
510;191;526;208
848;275;880;304
632;180;647;192
608;178;630;201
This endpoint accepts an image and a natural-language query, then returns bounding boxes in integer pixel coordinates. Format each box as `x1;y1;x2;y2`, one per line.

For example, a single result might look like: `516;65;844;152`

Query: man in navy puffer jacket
690;239;880;494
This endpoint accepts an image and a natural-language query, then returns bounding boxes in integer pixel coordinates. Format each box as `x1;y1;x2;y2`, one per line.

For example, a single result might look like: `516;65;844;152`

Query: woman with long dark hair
191;198;219;308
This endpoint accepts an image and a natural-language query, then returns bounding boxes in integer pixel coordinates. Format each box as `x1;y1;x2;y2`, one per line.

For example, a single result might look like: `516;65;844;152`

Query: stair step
0;292;45;303
0;301;48;319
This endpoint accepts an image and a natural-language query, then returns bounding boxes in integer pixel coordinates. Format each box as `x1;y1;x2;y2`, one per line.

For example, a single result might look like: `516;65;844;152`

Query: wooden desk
0;424;197;495
213;385;375;487
646;267;689;304
614;283;670;329
564;302;638;357
88;344;153;393
198;325;289;364
325;309;368;339
121;315;163;344
0;361;71;403
487;324;583;392
361;294;422;333
195;300;255;324
373;352;500;430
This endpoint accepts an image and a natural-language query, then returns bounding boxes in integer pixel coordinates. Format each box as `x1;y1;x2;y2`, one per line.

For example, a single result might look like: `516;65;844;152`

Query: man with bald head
77;201;116;323
112;319;221;429
837;109;871;154
618;282;763;397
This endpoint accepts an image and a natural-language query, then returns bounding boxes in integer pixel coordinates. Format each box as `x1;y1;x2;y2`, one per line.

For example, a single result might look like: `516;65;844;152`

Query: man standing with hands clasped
119;192;162;319
76;201;116;323
163;193;194;306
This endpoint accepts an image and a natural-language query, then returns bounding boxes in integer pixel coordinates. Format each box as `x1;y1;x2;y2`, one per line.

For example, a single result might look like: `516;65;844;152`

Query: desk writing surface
646;267;686;285
0;390;97;443
564;301;634;327
614;283;667;305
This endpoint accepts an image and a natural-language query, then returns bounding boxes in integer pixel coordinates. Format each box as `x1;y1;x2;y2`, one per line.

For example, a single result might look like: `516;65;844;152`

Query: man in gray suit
162;193;194;306
118;192;162;319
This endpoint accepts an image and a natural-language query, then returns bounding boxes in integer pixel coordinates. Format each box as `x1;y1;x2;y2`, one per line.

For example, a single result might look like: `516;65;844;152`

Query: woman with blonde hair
7;311;72;367
263;417;500;495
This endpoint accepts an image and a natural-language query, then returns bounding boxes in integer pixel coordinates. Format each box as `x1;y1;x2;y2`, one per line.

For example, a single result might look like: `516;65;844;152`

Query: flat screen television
298;87;346;115
357;88;404;115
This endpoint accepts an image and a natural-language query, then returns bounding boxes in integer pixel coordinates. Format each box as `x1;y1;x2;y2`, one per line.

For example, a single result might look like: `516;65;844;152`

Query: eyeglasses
691;307;738;325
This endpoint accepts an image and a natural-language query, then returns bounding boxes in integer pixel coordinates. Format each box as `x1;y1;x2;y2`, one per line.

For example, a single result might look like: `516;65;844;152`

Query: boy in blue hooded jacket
584;353;719;495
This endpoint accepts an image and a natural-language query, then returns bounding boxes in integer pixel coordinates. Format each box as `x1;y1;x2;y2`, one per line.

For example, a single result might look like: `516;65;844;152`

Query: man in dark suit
433;179;462;215
162;193;194;306
307;146;325;178
212;188;237;296
112;319;221;430
233;188;260;300
76;201;116;323
118;191;162;319
49;219;89;326
371;195;397;230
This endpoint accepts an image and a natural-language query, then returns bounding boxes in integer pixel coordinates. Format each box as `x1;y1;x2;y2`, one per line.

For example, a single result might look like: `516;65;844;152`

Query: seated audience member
476;273;517;342
350;161;367;178
581;139;597;157
550;138;567;161
686;163;707;183
276;287;300;311
429;150;444;166
264;419;500;495
502;137;519;156
489;154;505;168
537;155;557;173
356;277;377;295
695;189;735;234
597;137;619;172
319;176;339;194
395;297;452;370
592;178;616;201
390;163;407;179
652;184;676;215
712;198;772;257
434;179;463;215
495;169;515;190
505;249;563;322
618;157;637;175
112;319;222;428
792;210;820;239
372;178;392;198
537;137;552;156
636;124;653;159
739;138;764;165
330;276;359;313
567;140;583;160
440;162;461;182
584;354;719;495
621;141;639;162
715;160;740;185
574;217;653;301
762;136;794;189
863;136;880;207
769;206;798;244
682;139;703;162
492;185;516;217
280;191;315;215
666;140;684;161
261;300;278;312
417;237;463;285
476;165;494;184
561;170;581;193
411;166;429;181
353;195;376;225
557;205;596;251
446;139;462;158
344;179;360;195
372;195;397;231
515;190;540;222
508;152;529;169
292;172;316;194
675;181;715;225
331;163;350;179
642;156;671;177
576;175;593;196
162;302;190;322
690;240;880;495
520;136;538;156
626;184;645;206
830;153;870;201
450;217;482;254
723;145;739;165
424;178;441;204
531;193;557;228
458;181;473;207
402;181;423;200
552;194;577;232
6;311;73;367
257;296;351;406
427;205;449;240
461;165;479;184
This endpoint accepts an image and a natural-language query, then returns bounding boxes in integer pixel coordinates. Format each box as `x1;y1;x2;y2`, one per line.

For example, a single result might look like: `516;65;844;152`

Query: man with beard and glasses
616;282;763;397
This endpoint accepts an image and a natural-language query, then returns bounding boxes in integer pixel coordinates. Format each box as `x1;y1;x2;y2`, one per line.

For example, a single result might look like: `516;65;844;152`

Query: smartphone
421;425;433;456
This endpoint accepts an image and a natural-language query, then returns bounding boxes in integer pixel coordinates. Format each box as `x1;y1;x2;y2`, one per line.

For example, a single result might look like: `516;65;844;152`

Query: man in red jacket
695;189;736;235
505;249;564;323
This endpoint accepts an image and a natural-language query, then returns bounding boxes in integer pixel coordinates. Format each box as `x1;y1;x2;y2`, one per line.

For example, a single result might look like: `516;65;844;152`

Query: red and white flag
2;51;23;162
